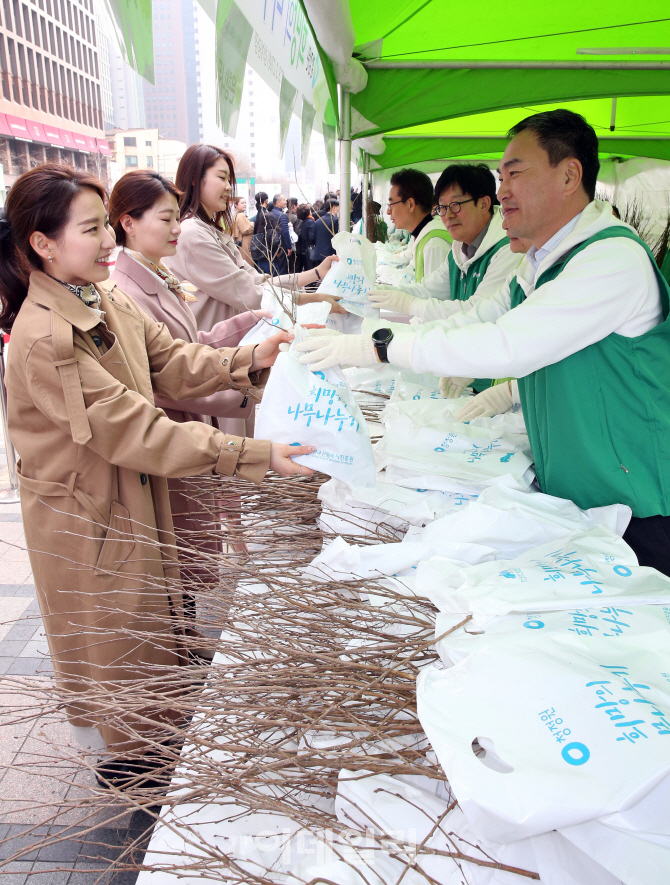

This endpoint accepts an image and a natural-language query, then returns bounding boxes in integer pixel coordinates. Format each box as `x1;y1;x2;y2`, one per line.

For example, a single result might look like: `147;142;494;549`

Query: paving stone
66;862;122;884
5;658;43;676
35;835;82;863
26;861;72;883
0;860;32;883
0;825;49;861
3;624;39;643
0;641;28;658
0;586;24;597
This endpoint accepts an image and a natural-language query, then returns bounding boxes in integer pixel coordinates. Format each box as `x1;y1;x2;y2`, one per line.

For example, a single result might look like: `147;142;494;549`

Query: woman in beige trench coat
0;164;315;785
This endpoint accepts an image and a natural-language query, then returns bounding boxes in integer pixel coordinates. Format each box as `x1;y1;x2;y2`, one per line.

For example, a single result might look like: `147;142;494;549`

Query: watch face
373;328;393;344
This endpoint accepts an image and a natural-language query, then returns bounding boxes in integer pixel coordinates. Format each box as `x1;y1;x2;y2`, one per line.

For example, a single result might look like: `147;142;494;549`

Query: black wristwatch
372;327;393;363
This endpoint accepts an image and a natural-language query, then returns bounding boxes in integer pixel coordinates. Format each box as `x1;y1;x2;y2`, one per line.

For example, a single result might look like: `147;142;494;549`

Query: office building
0;0;111;190
142;0;198;144
106;126;185;184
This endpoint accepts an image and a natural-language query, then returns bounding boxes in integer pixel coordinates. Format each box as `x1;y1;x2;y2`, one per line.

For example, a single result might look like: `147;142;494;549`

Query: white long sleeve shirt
386;200;663;380
395;208;520;323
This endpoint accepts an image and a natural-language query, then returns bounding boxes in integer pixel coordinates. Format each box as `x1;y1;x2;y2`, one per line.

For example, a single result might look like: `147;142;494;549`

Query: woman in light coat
0;164;315;787
165;144;345;333
109;170;262;593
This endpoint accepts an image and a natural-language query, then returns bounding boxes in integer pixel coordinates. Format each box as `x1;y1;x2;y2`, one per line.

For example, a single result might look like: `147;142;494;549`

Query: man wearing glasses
371;164;518;323
370;164;520;395
385;168;452;282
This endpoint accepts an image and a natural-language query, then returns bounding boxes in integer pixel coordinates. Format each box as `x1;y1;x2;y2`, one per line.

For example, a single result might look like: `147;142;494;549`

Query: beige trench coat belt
17;467;135;576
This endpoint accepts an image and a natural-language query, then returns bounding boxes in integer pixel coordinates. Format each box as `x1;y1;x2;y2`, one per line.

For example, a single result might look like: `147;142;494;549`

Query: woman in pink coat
108;170;262;601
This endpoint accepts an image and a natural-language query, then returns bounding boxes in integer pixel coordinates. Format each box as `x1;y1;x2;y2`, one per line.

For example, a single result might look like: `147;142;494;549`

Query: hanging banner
213;0;330;142
215;1;253;138
322;122;337;175
300;98;316;165
279;75;298;158
100;0;154;83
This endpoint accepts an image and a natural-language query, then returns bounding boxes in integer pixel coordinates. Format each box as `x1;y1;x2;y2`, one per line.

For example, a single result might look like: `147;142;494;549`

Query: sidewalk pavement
0;428;151;884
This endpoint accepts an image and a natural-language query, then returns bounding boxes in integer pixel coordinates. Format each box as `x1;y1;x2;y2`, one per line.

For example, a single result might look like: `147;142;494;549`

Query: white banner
215;0;331;144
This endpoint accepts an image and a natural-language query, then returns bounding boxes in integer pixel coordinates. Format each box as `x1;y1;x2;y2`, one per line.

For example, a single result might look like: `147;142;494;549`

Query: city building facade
142;0;198;145
0;0;111;193
106;126;185;185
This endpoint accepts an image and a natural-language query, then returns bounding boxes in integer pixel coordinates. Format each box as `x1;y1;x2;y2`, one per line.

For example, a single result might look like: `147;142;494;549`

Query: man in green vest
370;163;519;394
297;109;670;575
385;168;452;282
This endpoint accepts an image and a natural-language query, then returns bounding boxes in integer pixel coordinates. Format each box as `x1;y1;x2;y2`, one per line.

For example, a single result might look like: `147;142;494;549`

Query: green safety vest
414;228;452;283
448;236;510;392
511;226;670;517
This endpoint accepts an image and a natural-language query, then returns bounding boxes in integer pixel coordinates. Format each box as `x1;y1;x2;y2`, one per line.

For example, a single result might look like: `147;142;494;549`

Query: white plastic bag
238;311;293;346
417;486;631;563
435;605;670;669
304;535;435;582
316;231;378;317
417;527;670;624
417;630;670;842
389;379;444;403
374;414;533;490
382;396;528;436
342;364;399;397
317;477;478;538
255;327;376;489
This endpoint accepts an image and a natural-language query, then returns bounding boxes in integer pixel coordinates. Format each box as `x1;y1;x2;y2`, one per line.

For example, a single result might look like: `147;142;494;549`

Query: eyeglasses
433;198;474;217
386;198;407;209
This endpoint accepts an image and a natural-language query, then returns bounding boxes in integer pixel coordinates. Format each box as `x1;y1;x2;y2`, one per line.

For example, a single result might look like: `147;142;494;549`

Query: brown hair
296;203;312;221
0;163;106;331
175;144;236;231
108;170;182;246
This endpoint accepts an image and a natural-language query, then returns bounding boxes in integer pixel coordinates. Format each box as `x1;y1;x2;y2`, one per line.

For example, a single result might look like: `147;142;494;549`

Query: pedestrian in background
296;203;316;272
231;196;254;265
313;199;339;263
270;193;292;275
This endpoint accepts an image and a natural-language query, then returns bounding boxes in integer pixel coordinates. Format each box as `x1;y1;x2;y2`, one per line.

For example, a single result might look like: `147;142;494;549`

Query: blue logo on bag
500;570;517;579
500;453;513;463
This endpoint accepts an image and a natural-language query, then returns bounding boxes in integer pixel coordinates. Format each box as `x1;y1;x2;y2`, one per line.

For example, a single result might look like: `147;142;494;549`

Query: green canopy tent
296;1;670;224
105;0;670;220
372;97;670;171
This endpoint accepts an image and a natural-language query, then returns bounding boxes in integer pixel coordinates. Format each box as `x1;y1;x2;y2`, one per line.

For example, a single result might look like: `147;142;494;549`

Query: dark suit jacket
313;212;339;261
297;217;315;254
270;206;292;251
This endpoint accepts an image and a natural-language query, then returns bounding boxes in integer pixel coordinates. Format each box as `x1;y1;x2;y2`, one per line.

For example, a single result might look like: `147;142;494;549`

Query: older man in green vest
297;109;670;576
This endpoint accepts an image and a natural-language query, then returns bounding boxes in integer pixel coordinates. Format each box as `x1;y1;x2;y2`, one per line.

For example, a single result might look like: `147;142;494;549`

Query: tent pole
363;151;370;238
339;87;351;232
364;59;670;71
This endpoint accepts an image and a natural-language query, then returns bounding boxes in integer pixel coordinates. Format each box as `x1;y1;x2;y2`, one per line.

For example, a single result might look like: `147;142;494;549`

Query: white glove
368;288;416;315
456;382;514;421
295;332;377;372
439;376;475;399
